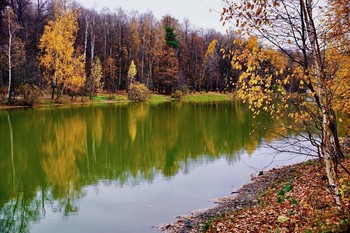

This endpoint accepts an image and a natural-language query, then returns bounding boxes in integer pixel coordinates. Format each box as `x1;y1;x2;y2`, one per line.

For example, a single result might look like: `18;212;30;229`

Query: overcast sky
75;0;228;33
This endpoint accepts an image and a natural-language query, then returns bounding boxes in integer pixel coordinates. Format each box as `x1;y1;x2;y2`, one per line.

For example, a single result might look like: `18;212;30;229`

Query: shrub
18;83;42;105
172;90;183;100
128;82;149;102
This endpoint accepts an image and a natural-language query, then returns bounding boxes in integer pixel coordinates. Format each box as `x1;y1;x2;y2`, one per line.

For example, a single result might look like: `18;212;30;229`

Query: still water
0;101;308;233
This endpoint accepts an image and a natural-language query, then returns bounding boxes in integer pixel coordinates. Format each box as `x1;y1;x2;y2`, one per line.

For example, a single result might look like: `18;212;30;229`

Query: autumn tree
324;0;350;116
222;0;347;211
156;46;179;94
127;60;137;86
103;56;117;91
3;6;22;101
202;39;219;91
186;31;206;91
139;12;163;89
86;57;102;99
38;0;85;101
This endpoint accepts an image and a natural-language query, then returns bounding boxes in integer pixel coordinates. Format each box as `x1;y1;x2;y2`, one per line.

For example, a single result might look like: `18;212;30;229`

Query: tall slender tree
4;6;21;101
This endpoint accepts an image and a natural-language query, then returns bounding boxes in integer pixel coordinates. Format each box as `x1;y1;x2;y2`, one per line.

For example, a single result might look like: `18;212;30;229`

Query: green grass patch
181;92;232;102
93;95;128;102
149;94;171;103
92;96;107;101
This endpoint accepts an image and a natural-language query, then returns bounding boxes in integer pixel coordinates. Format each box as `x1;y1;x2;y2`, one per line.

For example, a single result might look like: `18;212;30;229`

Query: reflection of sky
30;143;310;233
76;0;228;33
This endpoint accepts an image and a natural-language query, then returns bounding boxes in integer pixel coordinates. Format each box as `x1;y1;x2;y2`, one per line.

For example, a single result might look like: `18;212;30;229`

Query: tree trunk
301;0;345;212
323;113;343;212
83;17;89;65
51;83;55;100
7;22;12;101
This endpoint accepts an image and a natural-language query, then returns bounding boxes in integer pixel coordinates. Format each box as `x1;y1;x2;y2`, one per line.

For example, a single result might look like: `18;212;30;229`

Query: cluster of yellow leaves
127;60;137;85
42;114;86;199
204;39;218;60
227;36;320;130
39;0;85;98
326;49;350;115
231;37;280;115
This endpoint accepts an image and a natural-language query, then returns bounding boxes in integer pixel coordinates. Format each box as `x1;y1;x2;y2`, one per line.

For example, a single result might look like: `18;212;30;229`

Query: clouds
76;0;226;32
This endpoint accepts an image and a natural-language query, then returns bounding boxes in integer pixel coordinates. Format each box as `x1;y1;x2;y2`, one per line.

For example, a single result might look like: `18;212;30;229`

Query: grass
181;92;233;102
92;94;128;102
149;94;172;103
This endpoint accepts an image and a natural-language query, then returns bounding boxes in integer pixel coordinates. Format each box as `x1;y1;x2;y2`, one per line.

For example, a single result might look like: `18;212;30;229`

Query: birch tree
86;57;103;99
4;6;21;101
221;0;347;212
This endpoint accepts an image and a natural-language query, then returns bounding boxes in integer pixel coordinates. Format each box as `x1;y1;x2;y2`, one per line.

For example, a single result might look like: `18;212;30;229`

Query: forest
0;0;242;103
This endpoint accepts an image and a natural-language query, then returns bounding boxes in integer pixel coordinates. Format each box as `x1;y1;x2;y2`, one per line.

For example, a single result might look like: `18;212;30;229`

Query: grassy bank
181;92;233;102
0;92;233;110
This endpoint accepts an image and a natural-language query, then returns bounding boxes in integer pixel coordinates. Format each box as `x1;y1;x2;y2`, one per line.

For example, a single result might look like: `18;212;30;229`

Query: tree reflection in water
0;101;279;232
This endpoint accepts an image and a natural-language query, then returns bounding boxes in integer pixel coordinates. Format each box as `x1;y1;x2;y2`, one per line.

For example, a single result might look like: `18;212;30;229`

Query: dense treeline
0;0;240;102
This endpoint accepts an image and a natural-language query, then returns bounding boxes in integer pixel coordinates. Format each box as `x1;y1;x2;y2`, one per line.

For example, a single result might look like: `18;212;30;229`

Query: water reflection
0;101;278;232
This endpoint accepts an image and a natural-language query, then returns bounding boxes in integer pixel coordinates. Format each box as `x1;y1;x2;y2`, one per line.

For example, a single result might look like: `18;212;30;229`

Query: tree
325;0;350;115
103;56;117;91
127;60;137;86
157;46;179;94
86;57;103;99
153;24;179;94
164;26;179;48
4;6;21;101
222;0;346;212
38;0;85;101
202;39;219;91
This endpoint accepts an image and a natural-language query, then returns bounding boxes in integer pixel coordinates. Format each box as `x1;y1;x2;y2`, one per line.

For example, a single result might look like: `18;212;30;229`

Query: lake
0;101;309;233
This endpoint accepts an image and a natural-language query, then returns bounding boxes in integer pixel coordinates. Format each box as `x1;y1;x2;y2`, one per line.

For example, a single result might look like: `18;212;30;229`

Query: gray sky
76;0;228;33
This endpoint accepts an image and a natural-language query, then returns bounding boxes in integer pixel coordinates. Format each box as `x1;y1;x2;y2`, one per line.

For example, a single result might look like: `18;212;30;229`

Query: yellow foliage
205;39;218;60
128;60;137;85
42;114;86;198
326;48;350;114
39;0;85;99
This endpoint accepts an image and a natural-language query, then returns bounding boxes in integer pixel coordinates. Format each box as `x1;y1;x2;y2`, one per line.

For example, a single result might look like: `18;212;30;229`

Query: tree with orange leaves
222;0;348;212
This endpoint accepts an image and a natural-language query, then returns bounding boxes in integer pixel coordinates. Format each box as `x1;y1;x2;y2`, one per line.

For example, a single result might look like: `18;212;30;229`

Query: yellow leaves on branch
326;48;350;114
128;60;137;85
39;0;85;97
204;39;218;61
228;36;312;123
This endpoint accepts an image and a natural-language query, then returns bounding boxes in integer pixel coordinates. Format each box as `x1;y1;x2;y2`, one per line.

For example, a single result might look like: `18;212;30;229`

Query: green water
0;101;305;233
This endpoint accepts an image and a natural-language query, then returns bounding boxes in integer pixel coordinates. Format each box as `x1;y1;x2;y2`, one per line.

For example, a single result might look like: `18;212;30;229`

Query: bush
172;90;183;100
128;82;149;102
18;83;42;105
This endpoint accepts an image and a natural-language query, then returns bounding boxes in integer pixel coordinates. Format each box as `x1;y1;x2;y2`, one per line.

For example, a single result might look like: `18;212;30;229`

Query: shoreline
157;162;303;232
0;92;234;110
157;150;350;233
